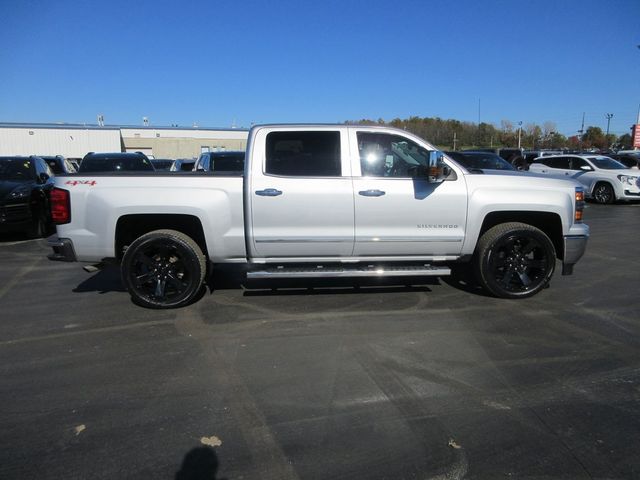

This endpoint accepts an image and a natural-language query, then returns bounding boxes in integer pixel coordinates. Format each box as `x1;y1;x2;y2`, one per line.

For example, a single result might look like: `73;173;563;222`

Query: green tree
616;133;632;149
582;126;606;149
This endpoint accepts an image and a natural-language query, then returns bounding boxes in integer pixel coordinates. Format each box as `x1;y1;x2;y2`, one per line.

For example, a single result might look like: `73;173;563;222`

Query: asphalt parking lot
1;203;639;479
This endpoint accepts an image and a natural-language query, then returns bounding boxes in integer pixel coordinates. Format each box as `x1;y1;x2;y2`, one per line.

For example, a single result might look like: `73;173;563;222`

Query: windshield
447;152;515;171
589;156;627;170
466;154;514;170
0;159;35;180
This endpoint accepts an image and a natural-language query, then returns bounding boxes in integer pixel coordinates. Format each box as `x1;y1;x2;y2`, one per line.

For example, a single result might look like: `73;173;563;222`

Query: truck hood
464;170;582;191
0;179;33;200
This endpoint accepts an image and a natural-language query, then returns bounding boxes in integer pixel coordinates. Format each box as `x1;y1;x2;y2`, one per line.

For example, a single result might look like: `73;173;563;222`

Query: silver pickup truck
47;124;589;308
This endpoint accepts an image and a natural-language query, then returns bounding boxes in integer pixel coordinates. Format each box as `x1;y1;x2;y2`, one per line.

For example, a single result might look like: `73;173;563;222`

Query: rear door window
545;157;570;169
265;131;341;177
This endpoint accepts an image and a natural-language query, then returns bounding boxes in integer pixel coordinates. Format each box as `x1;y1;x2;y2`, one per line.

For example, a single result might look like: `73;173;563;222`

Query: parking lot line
0;256;40;301
0;318;177;346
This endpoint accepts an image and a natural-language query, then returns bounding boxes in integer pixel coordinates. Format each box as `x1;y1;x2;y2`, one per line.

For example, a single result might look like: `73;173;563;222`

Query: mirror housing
580;165;593;171
38;172;50;184
410;151;449;183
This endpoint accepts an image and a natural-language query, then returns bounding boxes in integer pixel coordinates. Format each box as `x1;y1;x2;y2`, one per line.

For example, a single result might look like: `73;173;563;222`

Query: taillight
51;188;71;224
574;188;585;223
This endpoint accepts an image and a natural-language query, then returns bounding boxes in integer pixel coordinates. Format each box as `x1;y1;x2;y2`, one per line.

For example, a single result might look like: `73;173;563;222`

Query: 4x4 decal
65;180;97;186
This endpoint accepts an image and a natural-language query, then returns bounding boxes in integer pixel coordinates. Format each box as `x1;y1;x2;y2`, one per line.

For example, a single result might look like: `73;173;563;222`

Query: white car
528;154;640;204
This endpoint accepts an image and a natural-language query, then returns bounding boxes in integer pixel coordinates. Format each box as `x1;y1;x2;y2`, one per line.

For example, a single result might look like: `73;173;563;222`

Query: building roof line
0;122;248;132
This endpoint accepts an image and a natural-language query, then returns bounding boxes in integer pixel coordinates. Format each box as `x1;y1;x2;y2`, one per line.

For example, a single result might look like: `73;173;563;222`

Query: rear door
531;156;571;175
249;127;354;258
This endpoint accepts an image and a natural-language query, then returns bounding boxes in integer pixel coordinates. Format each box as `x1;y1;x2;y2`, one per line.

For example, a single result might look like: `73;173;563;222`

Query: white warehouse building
0;122;249;160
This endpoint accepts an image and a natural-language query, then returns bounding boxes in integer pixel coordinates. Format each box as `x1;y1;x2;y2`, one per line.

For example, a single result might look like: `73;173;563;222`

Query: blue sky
1;0;639;136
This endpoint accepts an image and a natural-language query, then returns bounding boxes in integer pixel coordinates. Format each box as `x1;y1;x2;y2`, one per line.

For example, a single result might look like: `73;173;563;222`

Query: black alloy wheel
121;229;206;309
475;222;556;299
593;182;614;204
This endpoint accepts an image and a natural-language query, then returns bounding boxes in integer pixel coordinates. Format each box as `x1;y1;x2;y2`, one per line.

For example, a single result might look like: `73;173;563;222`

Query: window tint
210;152;244;172
45;158;63;174
265;131;341;177
358;132;430;177
588;157;627;170
570;157;589;170
545;157;570;169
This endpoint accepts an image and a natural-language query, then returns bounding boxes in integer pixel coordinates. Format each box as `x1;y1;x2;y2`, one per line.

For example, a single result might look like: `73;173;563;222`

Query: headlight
617;175;639;186
9;185;30;199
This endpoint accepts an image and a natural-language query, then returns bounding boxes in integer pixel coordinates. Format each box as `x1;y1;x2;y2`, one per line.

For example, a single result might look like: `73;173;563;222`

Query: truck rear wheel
121;229;206;309
475;222;555;299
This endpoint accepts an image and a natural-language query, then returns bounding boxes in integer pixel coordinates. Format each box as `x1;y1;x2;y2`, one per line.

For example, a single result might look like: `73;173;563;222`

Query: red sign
633;124;640;149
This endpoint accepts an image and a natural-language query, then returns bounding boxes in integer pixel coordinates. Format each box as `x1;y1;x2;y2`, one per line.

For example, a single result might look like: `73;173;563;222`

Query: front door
350;129;468;257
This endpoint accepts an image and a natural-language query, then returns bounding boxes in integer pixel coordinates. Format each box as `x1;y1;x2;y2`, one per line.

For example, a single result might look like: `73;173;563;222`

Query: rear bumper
46;234;77;262
562;234;589;275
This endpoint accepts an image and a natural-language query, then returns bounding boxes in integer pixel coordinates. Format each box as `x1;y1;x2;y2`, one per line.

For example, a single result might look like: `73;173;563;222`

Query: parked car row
75;151;246;173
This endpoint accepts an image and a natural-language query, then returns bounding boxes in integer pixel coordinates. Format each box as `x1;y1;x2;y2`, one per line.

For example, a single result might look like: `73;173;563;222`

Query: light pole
517;121;522;149
605;113;614;149
605;113;613;136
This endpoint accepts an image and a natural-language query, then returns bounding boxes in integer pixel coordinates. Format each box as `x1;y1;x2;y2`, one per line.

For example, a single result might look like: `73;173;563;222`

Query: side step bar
247;264;451;279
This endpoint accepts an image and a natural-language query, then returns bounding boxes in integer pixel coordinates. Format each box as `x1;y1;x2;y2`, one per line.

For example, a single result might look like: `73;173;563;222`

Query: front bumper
562;234;589;275
0;202;32;232
46;234;77;262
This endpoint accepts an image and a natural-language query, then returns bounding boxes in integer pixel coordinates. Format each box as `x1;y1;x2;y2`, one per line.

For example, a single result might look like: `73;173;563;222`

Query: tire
512;158;528;171
121;229;206;309
592;182;614;204
475;222;556;299
26;211;47;239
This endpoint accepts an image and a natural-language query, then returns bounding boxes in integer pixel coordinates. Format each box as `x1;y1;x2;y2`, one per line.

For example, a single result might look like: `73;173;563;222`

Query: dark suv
79;152;155;173
0;156;55;237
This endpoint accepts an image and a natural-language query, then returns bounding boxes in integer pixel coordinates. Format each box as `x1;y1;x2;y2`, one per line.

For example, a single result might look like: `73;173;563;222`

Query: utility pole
453;131;457;150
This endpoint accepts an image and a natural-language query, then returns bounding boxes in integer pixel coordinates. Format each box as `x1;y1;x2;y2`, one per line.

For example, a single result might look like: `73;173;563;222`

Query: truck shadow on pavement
72;265;127;294
71;264;440;297
71;263;489;299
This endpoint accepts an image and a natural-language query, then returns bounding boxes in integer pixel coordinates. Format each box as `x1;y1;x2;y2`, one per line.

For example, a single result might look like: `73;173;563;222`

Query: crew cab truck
47;125;589;308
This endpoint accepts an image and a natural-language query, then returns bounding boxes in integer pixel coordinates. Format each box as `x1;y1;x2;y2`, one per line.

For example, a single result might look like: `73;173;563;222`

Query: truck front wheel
121;229;206;308
475;222;555;299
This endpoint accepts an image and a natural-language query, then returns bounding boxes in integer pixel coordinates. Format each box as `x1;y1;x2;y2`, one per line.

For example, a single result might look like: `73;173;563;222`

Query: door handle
358;189;386;197
255;188;283;197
